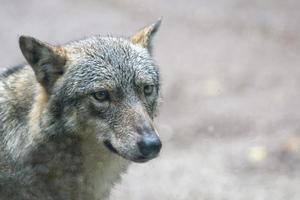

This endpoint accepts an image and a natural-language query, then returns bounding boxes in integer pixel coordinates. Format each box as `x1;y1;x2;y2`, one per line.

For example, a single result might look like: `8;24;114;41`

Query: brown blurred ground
1;0;300;199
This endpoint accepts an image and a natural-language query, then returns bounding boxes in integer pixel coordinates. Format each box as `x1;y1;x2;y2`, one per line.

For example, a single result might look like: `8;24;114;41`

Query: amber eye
93;90;110;102
143;85;154;96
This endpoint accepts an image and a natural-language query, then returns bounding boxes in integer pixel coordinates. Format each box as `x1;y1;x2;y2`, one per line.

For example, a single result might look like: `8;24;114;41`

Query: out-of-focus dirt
1;0;300;199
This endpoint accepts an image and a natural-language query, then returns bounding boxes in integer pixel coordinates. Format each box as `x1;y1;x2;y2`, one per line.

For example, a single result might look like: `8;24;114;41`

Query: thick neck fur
0;65;130;200
22;129;129;200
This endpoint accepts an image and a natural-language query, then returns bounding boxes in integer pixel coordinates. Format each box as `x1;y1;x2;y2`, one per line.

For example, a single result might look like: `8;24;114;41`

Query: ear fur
130;19;161;53
19;36;67;93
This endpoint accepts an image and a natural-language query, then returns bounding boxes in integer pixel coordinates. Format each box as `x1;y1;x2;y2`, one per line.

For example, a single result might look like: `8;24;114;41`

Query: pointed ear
130;19;161;53
19;36;67;93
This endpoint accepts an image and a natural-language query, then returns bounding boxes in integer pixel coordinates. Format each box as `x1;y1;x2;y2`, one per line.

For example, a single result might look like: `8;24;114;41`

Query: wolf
0;20;162;200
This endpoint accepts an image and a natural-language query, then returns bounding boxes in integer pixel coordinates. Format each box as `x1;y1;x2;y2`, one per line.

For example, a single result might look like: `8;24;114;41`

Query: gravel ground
1;0;300;199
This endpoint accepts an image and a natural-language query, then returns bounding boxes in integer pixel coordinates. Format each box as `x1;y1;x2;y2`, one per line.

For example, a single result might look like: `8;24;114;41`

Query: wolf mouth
103;140;118;155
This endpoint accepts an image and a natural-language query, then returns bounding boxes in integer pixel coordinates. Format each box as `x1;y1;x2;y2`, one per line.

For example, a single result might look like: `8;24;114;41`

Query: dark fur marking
1;64;25;78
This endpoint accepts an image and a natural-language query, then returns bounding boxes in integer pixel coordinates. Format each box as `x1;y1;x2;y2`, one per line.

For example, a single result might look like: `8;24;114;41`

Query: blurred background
1;0;300;199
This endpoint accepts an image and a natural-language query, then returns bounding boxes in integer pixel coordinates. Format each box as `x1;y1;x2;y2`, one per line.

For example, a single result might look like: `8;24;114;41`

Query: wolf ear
130;19;161;53
19;36;67;93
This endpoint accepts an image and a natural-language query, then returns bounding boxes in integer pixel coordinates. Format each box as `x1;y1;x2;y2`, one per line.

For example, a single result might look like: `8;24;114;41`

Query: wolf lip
103;140;118;154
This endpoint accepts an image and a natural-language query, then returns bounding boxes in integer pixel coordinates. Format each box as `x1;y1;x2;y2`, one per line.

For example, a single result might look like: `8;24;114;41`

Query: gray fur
0;20;161;200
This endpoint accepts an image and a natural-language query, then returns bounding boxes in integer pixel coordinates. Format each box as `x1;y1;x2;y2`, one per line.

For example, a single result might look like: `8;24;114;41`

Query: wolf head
19;20;162;163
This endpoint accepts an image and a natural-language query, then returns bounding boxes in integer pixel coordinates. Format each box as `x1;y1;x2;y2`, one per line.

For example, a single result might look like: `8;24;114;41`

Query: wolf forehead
62;36;160;93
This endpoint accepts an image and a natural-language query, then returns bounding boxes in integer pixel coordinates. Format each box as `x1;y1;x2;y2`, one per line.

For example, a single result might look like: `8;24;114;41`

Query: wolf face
19;20;162;163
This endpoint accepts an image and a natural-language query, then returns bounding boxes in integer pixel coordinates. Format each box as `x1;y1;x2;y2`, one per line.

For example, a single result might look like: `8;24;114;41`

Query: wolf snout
137;132;162;158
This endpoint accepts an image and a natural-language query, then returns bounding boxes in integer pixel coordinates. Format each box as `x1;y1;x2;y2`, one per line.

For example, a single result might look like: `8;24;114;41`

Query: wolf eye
93;90;110;102
143;85;154;96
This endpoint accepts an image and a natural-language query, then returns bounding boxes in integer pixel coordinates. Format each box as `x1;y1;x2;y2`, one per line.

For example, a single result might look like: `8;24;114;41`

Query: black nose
138;134;162;158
